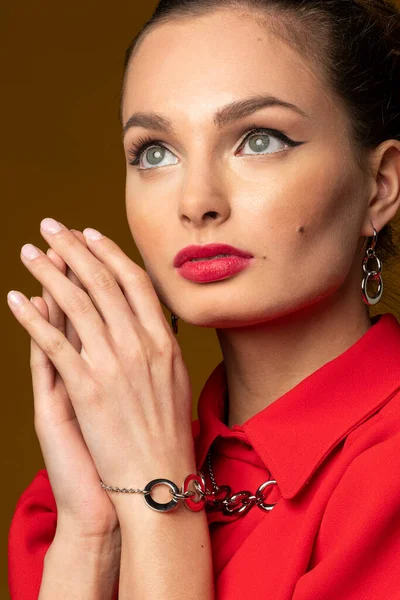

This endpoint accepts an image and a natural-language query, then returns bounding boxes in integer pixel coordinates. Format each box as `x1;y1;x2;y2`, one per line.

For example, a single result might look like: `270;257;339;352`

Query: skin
122;8;400;429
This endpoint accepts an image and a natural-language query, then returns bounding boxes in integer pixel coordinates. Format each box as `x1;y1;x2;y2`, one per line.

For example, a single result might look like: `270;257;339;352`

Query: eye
238;128;292;156
127;135;178;170
127;127;302;170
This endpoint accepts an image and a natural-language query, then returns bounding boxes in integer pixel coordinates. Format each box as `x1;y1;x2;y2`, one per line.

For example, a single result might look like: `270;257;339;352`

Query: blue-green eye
127;127;302;170
239;129;288;155
127;136;177;170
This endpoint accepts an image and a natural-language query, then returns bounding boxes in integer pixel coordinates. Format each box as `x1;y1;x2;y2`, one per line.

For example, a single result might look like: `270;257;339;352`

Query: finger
38;221;135;340
67;231;98;348
29;295;79;424
46;231;89;354
29;296;57;393
81;228;169;338
69;230;107;317
68;230;107;326
42;248;68;338
19;238;109;360
48;231;105;353
8;290;87;394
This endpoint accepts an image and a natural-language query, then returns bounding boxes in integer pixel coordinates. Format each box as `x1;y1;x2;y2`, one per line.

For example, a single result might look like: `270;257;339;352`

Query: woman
7;0;400;598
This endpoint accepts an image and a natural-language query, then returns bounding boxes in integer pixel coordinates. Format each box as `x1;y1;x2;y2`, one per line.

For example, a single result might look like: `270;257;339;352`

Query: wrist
110;461;199;523
41;529;121;600
52;516;121;555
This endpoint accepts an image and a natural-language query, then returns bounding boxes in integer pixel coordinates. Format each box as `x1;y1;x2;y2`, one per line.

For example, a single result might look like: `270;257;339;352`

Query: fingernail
7;290;24;307
83;228;103;241
41;218;66;233
21;243;41;260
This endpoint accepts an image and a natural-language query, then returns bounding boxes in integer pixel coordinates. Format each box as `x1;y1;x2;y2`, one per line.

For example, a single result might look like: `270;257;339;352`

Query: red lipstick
174;243;254;283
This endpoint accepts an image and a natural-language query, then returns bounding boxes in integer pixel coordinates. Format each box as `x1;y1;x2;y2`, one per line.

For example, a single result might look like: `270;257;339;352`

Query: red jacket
8;312;400;599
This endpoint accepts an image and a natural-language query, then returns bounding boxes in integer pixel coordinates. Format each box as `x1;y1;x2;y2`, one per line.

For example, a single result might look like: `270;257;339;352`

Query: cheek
244;157;362;287
268;159;359;252
125;204;171;305
126;192;169;261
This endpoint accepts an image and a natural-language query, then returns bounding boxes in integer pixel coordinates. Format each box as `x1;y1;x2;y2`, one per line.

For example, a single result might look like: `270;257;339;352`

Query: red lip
173;243;253;268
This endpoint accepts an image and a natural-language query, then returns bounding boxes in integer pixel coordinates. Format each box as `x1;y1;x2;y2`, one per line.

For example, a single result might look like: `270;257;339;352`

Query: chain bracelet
100;471;278;516
100;474;205;513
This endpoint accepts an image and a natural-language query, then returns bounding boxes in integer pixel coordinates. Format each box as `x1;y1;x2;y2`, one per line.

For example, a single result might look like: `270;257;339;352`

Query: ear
361;139;400;236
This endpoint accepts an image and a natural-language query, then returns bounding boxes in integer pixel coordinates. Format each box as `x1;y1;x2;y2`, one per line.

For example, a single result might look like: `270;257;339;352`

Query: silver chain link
195;446;279;517
100;448;276;516
100;446;280;517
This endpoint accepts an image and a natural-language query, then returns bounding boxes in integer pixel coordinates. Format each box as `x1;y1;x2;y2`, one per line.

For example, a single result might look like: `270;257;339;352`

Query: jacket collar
194;313;400;499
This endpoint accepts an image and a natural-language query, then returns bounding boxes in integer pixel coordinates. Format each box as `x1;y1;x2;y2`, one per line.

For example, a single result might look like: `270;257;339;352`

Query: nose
177;163;231;229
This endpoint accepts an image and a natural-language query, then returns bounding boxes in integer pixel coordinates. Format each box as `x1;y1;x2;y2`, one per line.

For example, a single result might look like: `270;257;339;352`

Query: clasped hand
7;217;196;538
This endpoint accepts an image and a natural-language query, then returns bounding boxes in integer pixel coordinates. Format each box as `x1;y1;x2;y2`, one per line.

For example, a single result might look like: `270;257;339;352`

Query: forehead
122;10;342;132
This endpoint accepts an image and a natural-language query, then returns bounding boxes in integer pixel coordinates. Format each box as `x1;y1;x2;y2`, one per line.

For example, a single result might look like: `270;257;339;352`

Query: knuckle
60;231;80;250
124;342;146;368
93;358;120;386
155;335;175;356
44;333;66;357
81;380;101;404
30;356;53;370
90;266;116;292
125;268;152;289
67;288;91;315
33;255;49;272
130;344;146;364
24;306;39;326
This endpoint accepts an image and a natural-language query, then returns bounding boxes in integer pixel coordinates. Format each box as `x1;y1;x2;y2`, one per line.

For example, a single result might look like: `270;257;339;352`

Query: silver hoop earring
361;228;383;306
170;313;179;334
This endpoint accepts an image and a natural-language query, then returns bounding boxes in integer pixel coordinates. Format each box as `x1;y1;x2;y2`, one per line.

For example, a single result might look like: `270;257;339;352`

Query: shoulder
341;382;400;456
296;396;400;598
336;387;400;505
319;393;400;548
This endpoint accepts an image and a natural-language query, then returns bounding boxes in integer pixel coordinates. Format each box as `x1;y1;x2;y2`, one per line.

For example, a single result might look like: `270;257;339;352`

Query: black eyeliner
127;125;304;167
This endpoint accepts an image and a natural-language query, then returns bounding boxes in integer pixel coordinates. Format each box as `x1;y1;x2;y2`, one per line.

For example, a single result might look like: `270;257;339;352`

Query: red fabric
8;312;400;599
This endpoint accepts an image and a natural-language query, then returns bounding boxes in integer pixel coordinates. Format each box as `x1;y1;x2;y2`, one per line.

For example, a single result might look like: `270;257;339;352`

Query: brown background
2;2;399;596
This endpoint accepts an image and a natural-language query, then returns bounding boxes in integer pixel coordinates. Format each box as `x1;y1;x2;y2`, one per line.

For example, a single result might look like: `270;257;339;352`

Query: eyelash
127;125;300;168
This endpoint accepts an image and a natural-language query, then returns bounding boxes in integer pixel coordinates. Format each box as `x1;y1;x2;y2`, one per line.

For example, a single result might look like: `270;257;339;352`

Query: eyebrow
121;94;310;140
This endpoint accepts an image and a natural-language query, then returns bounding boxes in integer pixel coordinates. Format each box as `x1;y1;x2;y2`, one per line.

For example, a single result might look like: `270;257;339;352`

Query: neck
217;284;372;430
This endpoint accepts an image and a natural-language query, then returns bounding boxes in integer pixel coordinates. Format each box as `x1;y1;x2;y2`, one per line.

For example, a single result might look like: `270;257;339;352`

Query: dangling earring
361;227;383;305
170;312;179;334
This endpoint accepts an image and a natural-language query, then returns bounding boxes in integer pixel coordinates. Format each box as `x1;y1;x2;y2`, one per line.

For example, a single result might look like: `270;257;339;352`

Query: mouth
175;253;254;283
188;254;231;262
174;244;253;268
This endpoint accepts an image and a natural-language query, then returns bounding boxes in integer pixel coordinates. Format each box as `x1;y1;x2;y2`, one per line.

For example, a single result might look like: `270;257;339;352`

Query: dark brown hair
120;0;400;264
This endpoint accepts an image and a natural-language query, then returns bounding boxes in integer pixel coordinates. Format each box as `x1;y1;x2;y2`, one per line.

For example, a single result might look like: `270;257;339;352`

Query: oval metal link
100;451;281;517
222;490;254;516
363;253;382;275
361;230;383;306
181;473;206;512
199;452;280;517
256;479;278;511
205;485;232;511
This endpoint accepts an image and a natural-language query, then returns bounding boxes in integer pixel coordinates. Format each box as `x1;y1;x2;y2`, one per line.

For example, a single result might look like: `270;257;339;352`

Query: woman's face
121;9;371;328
